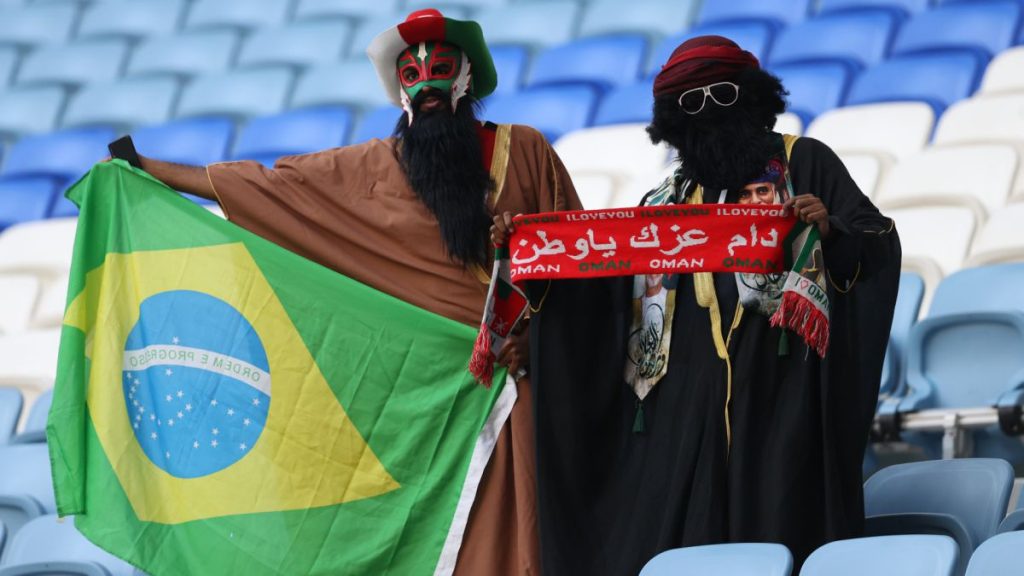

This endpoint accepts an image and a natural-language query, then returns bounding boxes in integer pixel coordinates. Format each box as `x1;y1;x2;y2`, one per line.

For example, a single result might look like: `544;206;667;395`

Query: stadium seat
801;535;957;576
934;94;1024;147
835;152;890;198
484;85;601;142
175;69;293;120
0;274;38;335
577;0;698;39
403;0;507;12
0;47;16;87
553;124;670;190
489;45;529;95
527;36;647;90
348;14;446;59
767;10;898;69
0;387;22;444
885;205;976;278
0;128;113;184
964;531;1024;575
237;22;351;70
695;0;812;28
11;389;50;444
77;0;186;40
591;80;652;126
0;179;58;230
61;77;180;131
649;23;775;76
816;0;928;18
998;497;1024;533
979;46;1024;95
774;112;803;136
0;442;55;536
570;173;617;210
293;0;402;23
845;53;986;115
879;272;925;400
351;105;400;143
0;4;77;48
965;203;1024;267
771;62;854;123
126;31;240;80
0;87;65;136
0;515;135;576
132;118;235;167
874;144;1017;219
890;1;1021;60
15;40;129;89
639;543;792;576
806;102;933;161
232;108;353;167
0;218;78;277
184;0;291;32
474;2;581;48
291;60;390;111
27;273;67;330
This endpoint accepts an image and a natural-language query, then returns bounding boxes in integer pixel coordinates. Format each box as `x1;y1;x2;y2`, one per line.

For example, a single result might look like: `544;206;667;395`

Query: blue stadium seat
1;129;114;183
291;60;389;111
0;87;65;136
771;62;854;123
293;0;402;23
890;1;1022;60
11;389;50;444
527;36;647;90
648;23;776;77
801;535;958;576
490;45;529;94
0;179;59;229
404;0;507;12
863;459;1013;575
0;388;22;444
767;10;898;69
965;531;1024;575
184;0;291;32
346;9;471;57
15;40;129;89
845;53;984;115
132;118;235;167
126;31;240;80
175;69;294;120
351;105;400;144
997;497;1023;533
817;0;928;18
0;515;135;576
77;0;187;41
483;85;601;142
696;0;813;28
878;272;925;401
640;543;792;576
592;80;653;126
232;108;353;167
61;77;180;131
0;443;55;536
0;47;17;86
474;2;581;48
577;0;698;39
237;22;351;70
0;4;77;49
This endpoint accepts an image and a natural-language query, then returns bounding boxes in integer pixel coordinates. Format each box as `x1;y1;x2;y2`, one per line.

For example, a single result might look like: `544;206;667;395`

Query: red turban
652;35;760;98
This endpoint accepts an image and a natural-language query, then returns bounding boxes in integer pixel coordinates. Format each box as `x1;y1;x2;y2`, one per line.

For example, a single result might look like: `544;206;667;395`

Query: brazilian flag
47;160;511;575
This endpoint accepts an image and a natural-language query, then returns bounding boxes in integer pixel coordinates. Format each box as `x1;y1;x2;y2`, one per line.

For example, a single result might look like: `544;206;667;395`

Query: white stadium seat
0;218;77;279
965;203;1024;267
28;273;68;330
554;123;671;188
806;102;934;161
888;205;976;277
980;46;1024;96
0;274;40;335
571;173;617;210
0;329;61;394
775;111;804;137
933;94;1024;198
837;151;891;199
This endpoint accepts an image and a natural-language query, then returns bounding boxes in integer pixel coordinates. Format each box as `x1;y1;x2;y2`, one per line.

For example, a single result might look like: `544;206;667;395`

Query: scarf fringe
770;290;829;358
469;324;494;387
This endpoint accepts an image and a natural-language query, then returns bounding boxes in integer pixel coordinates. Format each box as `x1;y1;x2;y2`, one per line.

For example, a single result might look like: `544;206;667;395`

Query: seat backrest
132;118;235;167
0;515;134;575
965;531;1024;576
528;35;646;89
775;112;803;136
696;0;812;27
933;93;1024;146
891;272;925;347
890;1;1021;59
61;77;180;130
768;10;897;69
648;23;774;76
553;124;669;179
16;40;129;88
293;0;401;22
578;0;697;38
966;204;1024;267
0;387;23;444
884;206;976;276
127;31;240;79
483;85;600;142
0;330;61;383
592;80;653;126
0;46;17;86
806;102;933;161
291;60;389;110
232;108;352;164
0;4;77;48
0;179;60;231
0;273;39;336
864;459;1014;549
19;389;51;441
184;0;291;32
0;219;77;276
980;46;1024;96
175;69;293;120
0;443;56;513
0;128;115;182
237;21;351;69
928;263;1024;317
835;151;889;198
846;53;985;115
772;62;854;122
77;0;186;40
0;87;65;136
489;44;529;95
640;543;792;576
801;535;957;576
474;2;581;48
351;105;399;144
816;0;928;17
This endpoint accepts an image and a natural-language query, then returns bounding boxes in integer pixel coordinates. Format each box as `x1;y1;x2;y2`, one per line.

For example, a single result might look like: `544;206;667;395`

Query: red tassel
469;323;495;387
770;291;829;358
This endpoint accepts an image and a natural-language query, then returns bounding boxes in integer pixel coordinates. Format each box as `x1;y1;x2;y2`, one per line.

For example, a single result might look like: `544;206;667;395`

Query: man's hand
495;323;529;381
784;195;831;239
490;211;518;247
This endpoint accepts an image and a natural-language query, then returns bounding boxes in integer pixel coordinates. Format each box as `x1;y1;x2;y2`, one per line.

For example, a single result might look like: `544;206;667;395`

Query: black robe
529;137;901;575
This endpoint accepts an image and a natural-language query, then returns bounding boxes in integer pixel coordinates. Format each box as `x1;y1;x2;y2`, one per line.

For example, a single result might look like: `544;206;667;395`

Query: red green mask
396;41;471;122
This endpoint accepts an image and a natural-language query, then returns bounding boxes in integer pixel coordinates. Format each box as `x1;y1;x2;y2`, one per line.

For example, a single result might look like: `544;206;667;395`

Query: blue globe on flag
122;290;271;478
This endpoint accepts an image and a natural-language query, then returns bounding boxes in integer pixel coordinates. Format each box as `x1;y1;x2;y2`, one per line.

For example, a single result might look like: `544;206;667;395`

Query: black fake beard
395;94;493;268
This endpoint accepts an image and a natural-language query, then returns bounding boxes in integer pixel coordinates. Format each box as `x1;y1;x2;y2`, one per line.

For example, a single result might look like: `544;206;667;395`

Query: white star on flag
139;406;145;413
168;419;175;426
127;372;133;379
151;432;157;440
193;441;199;449
227;408;234;416
177;390;184;398
150;414;156;421
165;451;170;459
165;369;173;376
134;379;140;385
172;336;180;345
157;419;161;426
133;423;138;429
211;399;218;407
185;403;193;411
212;428;219;436
211;439;218;448
252;398;260;406
240;443;247;451
165;395;172;402
177;411;184;419
243;418;251;426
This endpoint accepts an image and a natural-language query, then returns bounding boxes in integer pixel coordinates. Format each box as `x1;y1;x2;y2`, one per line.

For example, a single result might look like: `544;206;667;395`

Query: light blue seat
0;87;65;136
0;443;55;537
845;53;984;115
126;31;240;80
490;45;529;94
696;0;812;28
0;179;59;229
0;4;77;48
237;21;351;70
817;0;929;18
527;36;647;90
863;459;1014;575
640;543;792;576
232;108;353;167
0;515;135;576
890;1;1021;60
61;77;180;131
0;388;22;444
648;23;776;77
132;118;234;168
0;47;17;86
184;0;291;32
404;0;507;12
592;80;653;126
577;0;698;39
483;85;600;142
800;535;957;576
351;105;400;143
474;2;581;48
176;69;293;120
964;531;1024;575
770;62;854;123
768;10;898;69
291;60;389;111
77;0;186;41
11;389;50;444
997;497;1024;533
879;272;925;401
346;9;470;57
15;40;129;88
293;0;402;23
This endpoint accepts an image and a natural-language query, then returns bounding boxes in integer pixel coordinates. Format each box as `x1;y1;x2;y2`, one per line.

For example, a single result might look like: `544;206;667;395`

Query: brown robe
207;123;581;576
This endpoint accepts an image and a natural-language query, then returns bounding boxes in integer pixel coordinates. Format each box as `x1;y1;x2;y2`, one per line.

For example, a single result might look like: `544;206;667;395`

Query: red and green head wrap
653;35;760;98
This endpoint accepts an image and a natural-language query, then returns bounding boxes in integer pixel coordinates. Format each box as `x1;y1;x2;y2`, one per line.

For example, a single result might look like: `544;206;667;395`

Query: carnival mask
396;41;472;123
